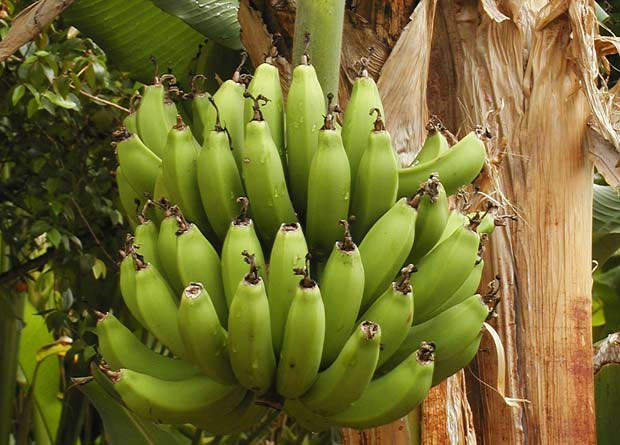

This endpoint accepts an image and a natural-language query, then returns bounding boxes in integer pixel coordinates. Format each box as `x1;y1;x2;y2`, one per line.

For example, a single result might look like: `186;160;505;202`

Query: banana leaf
595;363;620;445
593;184;620;267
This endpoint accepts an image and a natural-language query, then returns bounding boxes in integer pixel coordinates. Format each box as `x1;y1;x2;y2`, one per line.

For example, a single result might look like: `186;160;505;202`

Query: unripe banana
268;223;309;354
475;211;496;235
96;312;200;380
115;132;161;200
349;109;398;241
123;112;138;135
116;167;140;228
110;368;246;425
306;96;351;258
358;196;419;312
119;246;143;325
320;220;365;368
283;398;333;433
197;98;246;242
195;392;268;436
242;94;297;245
327;343;435;429
286;38;326;214
175;217;228;326
302;321;381;416
276;263;325;398
221;198;267;307
342;58;385;186
244;48;285;164
432;332;482;386
190;75;212;146
151;167;168;224
436;209;469;245
227;253;276;394
358;265;414;368
133;205;161;271
413;122;449;164
411;223;480;323
156;205;184;294
177;283;235;384
398;131;486;197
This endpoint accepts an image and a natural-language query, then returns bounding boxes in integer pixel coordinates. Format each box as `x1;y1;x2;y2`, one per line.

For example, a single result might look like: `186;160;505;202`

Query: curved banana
96;312;200;380
286;37;326;214
358;265;414;368
151;167;168;224
436;209;469;246
227;253;276;394
190;75;212;146
306;96;351;258
302;321;381;416
358;196;419;312
398;131;486;197
349;108;398;241
276;263;325;398
156;205;184;294
177;283;235;384
110;368;246;425
432;332;482;386
283;398;333;433
116;133;161;200
412;121;449;164
221;198;267;307
116;167;141;229
119;245;143;325
133;205;161;271
327;343;435;429
241;94;297;246
195;392;268;436
268;222;309;355
320;220;365;368
341;57;385;186
197;98;246;242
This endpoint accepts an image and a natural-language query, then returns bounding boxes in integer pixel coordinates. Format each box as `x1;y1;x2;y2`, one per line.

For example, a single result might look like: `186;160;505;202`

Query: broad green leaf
593;184;620;266
149;0;242;50
592;266;620;338
92;258;107;279
595;363;620;445
12;84;25;105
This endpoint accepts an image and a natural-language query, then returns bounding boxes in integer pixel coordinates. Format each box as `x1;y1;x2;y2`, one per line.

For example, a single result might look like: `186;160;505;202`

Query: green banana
267;222;309;354
197;98;246;242
349;108;398;241
134;256;186;358
177;282;235;384
116;167;141;228
123;92;140;134
283;398;332;433
302;321;381;416
175;217;228;327
241;94;297;246
195;392;268;436
383;295;490;371
221;198;267;307
398;131;486;197
432;332;482;386
475;211;496;235
96;311;200;380
358;265;414;368
110;368;246;425
119;246;143;325
133;205;161;271
151;167;168;224
320;220;365;368
412;121;449;164
436;209;469;245
341;57;385;186
244;47;285;163
115;132;161;200
306;96;351;258
227;253;276;394
190;75;212;146
411;222;480;323
286;37;326;213
276;263;325;398
358;196;419;312
327;343;435;429
156;205;184;294
406;175;449;264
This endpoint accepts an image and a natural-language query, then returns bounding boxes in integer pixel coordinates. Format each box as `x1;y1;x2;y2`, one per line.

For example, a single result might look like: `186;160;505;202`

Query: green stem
292;0;345;100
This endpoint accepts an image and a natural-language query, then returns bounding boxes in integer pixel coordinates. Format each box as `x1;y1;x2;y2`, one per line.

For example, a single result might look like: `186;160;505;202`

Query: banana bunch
108;42;497;435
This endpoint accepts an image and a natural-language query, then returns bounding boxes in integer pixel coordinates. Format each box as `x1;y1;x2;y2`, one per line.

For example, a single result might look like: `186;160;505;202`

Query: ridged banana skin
411;225;480;323
197;129;245;242
157;215;184;294
302;322;381;416
268;223;309;354
358;198;417;312
286;64;325;213
245;63;286;163
398;131;486;197
116;134;161;199
133;220;161;271
327;348;434;429
177;284;235;384
306;129;351;257
176;224;228;327
350;129;398;241
242;120;297;245
342;75;385;185
116;167;140;229
413;131;449;164
284;398;333;433
276;283;325;398
135;263;186;358
191;93;211;146
123;112;138;134
195;392;268;436
136;84;171;157
407;183;449;264
119;255;144;325
320;243;365;368
221;220;267;307
383;295;489;371
432;333;482;386
227;277;276;394
163;100;178;129
358;283;413;369
97;313;200;380
113;369;246;425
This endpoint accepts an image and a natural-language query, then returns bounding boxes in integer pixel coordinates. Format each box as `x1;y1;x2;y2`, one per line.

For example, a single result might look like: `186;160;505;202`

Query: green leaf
595;363;620;445
42;91;78;110
149;0;242;50
92;258;107;280
12;84;25;105
593;184;620;266
46;229;62;249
